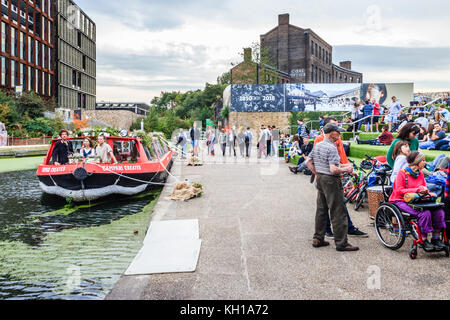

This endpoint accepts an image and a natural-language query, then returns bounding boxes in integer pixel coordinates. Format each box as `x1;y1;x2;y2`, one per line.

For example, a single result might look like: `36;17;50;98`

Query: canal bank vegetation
0;89;64;137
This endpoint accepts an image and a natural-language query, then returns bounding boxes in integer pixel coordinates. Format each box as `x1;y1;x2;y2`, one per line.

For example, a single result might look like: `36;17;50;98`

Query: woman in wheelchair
389;151;447;251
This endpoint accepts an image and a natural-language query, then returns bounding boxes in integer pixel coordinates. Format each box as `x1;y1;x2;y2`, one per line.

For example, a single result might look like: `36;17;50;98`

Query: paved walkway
106;146;449;300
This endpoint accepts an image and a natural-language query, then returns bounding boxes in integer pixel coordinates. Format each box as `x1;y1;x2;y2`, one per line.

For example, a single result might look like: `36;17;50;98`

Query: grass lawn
349;144;450;162
0;156;44;173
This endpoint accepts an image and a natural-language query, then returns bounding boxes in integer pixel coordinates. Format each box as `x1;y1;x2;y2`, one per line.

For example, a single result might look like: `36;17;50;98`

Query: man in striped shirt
306;123;359;252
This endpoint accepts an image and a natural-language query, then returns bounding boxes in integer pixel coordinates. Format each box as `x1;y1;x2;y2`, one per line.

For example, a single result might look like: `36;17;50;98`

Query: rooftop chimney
339;61;352;70
244;48;252;63
279;13;289;25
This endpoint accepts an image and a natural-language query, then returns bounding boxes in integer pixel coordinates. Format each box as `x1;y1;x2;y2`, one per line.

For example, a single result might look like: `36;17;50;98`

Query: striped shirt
309;138;341;176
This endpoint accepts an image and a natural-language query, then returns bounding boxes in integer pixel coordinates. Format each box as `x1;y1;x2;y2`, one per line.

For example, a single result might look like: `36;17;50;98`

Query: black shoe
419;240;436;252
431;239;446;251
325;231;334;239
348;228;369;238
336;244;360;252
289;166;298;174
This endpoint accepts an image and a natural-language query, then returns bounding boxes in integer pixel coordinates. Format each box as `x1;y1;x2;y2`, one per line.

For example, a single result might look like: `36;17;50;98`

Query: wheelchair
373;167;450;260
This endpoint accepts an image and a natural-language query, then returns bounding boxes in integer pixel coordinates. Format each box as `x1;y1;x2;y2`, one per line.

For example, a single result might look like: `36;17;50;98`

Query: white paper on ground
125;219;201;276
124;239;202;275
144;219;199;244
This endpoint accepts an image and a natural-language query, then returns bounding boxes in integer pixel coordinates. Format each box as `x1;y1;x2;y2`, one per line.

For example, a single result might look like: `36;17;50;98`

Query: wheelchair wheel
374;203;406;250
409;247;418;260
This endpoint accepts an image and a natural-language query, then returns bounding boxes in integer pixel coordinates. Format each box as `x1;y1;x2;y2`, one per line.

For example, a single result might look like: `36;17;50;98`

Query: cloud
71;0;450;102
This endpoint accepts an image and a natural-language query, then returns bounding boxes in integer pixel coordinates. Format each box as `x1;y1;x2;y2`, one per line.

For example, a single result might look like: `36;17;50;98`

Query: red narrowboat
36;135;173;202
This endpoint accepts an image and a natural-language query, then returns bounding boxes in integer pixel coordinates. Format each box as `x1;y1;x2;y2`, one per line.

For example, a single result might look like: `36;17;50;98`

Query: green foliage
23;117;64;137
349;144;450;162
217;72;231;85
221;105;230;121
0;89;61;137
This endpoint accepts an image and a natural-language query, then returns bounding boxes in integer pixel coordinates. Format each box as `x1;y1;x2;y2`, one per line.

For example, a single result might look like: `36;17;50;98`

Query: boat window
112;140;139;163
152;140;164;158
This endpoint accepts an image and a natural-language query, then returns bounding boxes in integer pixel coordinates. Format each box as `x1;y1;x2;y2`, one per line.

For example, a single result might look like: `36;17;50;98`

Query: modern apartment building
56;0;96;110
0;0;55;97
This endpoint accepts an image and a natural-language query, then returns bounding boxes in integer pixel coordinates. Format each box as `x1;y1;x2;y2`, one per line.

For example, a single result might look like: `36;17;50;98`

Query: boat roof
51;136;143;141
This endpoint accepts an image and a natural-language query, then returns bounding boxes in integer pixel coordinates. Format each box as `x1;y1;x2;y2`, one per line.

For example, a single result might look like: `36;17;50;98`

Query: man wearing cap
306;123;360;252
314;117;369;238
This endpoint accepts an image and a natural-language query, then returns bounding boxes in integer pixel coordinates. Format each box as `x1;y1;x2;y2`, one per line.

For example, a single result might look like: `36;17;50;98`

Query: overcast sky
75;0;450;103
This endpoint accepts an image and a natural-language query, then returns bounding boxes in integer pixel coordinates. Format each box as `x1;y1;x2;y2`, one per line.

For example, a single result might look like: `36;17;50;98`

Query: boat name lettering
42;167;66;173
102;165;142;171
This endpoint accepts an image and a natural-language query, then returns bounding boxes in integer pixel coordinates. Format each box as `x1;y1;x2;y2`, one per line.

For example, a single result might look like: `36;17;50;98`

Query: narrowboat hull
37;152;173;202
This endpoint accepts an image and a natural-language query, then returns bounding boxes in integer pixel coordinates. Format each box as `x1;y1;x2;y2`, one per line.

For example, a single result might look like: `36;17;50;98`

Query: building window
82;55;86;70
311;65;314;82
1;57;6;86
11;60;15;87
72;70;77;86
19;32;24;60
28;66;32;90
78;72;81;88
78;92;81;108
77;31;82;47
315;43;318;57
19;63;24;86
1;22;8;53
311;41;314;55
344;75;348;82
11;27;17;57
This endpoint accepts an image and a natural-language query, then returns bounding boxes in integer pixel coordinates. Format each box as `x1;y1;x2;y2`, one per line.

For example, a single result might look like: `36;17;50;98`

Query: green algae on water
0;191;160;299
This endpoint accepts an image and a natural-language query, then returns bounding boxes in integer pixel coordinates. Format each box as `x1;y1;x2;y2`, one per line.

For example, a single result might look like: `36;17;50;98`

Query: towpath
106;147;449;300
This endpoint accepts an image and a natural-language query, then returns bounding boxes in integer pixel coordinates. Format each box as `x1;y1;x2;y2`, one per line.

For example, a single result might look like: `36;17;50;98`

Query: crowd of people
299;117;448;253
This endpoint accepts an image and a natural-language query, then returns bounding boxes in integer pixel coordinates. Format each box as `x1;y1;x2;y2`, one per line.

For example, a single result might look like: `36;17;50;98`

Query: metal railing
0;136;53;147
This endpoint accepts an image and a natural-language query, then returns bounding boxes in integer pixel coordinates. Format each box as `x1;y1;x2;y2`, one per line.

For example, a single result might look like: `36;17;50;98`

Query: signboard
230;84;285;112
228;83;414;112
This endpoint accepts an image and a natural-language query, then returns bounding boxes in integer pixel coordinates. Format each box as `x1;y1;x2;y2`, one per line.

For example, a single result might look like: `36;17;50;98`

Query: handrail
399;96;444;113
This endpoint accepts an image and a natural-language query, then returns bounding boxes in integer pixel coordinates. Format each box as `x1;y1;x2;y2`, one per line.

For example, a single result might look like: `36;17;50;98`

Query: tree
16;91;47;119
217;72;231;85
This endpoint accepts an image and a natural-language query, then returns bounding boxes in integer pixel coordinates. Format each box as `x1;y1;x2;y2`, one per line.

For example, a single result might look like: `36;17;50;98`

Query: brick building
0;0;56;97
260;13;363;84
0;0;96;110
231;47;291;85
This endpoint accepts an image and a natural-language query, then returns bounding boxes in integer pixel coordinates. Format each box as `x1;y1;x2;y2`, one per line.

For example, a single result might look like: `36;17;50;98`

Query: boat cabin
44;136;169;165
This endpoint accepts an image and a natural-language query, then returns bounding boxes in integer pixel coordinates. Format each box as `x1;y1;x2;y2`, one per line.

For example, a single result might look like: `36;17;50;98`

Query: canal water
0;169;161;300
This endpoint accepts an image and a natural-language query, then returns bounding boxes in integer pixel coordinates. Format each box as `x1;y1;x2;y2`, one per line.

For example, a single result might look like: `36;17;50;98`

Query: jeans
419;141;436;150
428;153;447;172
357;138;383;146
326;205;356;234
297;157;306;172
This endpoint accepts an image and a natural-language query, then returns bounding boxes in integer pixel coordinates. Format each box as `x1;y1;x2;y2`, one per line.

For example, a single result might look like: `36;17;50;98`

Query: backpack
245;133;250;143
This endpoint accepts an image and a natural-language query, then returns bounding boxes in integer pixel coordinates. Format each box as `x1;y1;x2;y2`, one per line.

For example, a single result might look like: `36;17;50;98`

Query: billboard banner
231;84;285;112
228;83;414;112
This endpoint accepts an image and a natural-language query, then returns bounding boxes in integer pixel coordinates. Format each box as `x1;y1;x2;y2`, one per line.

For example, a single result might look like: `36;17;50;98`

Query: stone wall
229;112;290;133
82;110;145;130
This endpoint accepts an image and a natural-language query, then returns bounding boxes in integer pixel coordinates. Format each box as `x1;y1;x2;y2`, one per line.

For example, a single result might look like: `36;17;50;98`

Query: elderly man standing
306;123;360;252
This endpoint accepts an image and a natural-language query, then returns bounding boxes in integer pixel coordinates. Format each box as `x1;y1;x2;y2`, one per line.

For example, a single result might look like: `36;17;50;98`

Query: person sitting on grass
419;122;447;150
417;126;428;143
289;138;313;174
285;135;301;163
356;125;394;146
389;151;447;251
387;123;420;168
